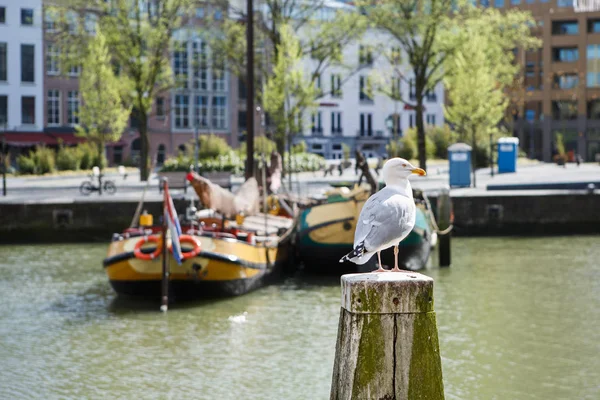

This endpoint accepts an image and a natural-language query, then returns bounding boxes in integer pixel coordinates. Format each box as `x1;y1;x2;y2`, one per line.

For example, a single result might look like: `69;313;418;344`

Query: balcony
311;127;324;137
356;130;387;140
574;0;600;12
331;128;343;136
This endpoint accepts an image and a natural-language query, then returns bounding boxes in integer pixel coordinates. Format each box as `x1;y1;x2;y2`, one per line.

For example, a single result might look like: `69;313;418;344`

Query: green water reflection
0;237;598;399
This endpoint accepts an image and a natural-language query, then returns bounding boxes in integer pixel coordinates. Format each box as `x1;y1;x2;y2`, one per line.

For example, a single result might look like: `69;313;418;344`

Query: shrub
291;140;307;154
287;152;326;173
427;125;455;159
239;136;277;157
160;153;192;172
197;134;232;159
405;128;436;159
56;146;81;171
79;142;100;170
342;143;351;160
387;136;417;160
32;146;56;174
17;154;36;174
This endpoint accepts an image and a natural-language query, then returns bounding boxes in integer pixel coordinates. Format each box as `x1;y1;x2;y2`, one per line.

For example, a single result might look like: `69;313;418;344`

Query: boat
296;184;438;273
103;174;296;299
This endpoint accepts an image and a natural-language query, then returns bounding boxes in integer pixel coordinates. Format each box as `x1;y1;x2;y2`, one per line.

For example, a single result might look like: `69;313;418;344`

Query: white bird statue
339;158;426;272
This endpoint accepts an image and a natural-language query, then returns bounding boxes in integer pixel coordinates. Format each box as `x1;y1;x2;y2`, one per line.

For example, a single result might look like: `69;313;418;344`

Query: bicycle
80;173;117;196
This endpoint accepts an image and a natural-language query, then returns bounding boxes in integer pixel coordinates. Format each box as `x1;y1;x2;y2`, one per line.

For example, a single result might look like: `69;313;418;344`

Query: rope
422;191;453;236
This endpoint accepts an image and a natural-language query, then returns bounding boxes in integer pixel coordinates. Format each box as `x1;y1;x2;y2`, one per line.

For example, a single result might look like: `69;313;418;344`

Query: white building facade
0;1;44;132
296;12;445;159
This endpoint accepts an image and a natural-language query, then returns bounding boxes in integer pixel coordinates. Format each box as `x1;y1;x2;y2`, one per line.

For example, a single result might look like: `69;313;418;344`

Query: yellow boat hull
103;234;284;298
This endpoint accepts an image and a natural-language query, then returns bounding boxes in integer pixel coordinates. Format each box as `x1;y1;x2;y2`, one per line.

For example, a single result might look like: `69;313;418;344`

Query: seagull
339;158;426;272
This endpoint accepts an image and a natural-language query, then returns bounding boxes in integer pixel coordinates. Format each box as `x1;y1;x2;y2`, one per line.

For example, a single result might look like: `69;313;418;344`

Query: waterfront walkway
0;159;598;203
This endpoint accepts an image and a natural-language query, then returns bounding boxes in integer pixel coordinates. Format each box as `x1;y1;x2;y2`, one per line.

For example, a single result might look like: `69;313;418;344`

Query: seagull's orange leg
373;251;386;272
391;245;401;272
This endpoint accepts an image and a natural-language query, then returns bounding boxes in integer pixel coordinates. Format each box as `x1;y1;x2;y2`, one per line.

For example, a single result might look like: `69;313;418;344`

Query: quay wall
0;193;598;243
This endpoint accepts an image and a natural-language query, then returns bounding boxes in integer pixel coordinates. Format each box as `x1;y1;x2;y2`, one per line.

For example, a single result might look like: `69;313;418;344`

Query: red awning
2;133;57;147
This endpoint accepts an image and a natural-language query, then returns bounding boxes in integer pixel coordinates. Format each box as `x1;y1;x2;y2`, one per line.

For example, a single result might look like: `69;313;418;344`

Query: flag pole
160;177;170;312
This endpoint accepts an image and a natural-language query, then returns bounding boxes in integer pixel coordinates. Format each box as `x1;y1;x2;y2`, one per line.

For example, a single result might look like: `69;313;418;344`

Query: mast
245;0;255;180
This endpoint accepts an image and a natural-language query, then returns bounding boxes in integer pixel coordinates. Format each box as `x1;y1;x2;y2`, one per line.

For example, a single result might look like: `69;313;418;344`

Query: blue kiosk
497;137;519;173
448;143;472;188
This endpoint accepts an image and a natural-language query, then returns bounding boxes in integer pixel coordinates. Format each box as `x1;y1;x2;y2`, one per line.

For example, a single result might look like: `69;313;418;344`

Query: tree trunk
471;127;477;188
416;97;427;171
139;113;150;181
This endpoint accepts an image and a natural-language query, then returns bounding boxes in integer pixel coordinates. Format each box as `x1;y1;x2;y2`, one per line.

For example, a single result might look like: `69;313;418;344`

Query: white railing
574;0;600;12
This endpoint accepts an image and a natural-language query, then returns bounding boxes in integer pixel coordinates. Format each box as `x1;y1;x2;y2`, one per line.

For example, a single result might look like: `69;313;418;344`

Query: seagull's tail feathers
339;241;375;265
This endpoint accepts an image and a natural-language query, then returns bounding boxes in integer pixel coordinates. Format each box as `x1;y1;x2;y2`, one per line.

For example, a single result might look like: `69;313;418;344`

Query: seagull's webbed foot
372;251;387;273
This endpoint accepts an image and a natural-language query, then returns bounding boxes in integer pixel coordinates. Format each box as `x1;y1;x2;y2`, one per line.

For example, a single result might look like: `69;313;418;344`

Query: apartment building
495;0;600;161
298;28;444;159
0;1;44;141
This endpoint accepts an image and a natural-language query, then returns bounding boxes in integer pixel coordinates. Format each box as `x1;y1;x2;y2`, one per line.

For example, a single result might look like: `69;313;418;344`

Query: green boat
296;185;436;273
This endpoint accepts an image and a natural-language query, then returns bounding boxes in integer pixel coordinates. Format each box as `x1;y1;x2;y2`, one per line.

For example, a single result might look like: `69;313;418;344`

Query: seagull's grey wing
360;193;416;253
353;190;387;246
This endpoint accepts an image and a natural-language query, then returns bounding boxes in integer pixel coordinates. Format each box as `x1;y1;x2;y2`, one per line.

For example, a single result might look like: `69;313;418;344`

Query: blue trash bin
497;137;519;173
448;143;472;188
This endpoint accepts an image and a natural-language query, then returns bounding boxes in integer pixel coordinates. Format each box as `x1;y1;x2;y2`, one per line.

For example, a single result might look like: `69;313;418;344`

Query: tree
76;28;131;169
262;24;316;166
366;0;464;172
212;1;368;161
52;0;193;181
443;6;540;187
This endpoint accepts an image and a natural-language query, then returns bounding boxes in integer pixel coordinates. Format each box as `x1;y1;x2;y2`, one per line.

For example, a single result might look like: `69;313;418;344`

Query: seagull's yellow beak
411;167;426;176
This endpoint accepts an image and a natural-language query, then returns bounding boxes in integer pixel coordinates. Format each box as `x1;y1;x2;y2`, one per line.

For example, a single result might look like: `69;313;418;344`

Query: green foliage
17;147;56;175
427;125;456;159
239;136;278;157
555;133;566;156
76;28;131;148
287;152;326;173
387;136;416;160
197;134;232;159
292;141;307;154
56;146;81;171
160;153;193;172
342;143;351;160
78;142;101;170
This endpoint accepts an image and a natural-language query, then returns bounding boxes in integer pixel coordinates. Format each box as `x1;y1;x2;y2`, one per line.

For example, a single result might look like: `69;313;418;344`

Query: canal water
0;236;598;399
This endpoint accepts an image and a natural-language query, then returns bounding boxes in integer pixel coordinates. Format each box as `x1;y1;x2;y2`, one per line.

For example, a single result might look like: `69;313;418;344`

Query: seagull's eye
402;164;407;167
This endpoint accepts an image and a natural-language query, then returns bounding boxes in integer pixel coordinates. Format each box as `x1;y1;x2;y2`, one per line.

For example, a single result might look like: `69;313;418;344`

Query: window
84;13;97;35
174;42;188;89
66;11;78;34
359;76;372;102
67;91;79;125
359;45;373;65
21;96;35;125
0;7;5;24
589;19;600;33
552;100;577;120
46;44;60;75
68;63;80;77
47;90;60;125
214;10;223;20
426;114;436;125
113;146;123;164
156;97;165;118
331;74;342;97
552;47;578;62
0;95;7;125
212;60;226;91
0;43;6;81
409;113;414;128
44;9;56;32
315;73;322;95
481;0;490;6
557;0;572;6
588;100;600;119
494;0;504;7
426;89;437;102
390;47;401;64
212;96;226;129
21;44;35;83
192;41;208;90
587;45;600;87
554;73;579;89
331;111;342;134
510;0;520;4
311;112;322;134
194;95;209;128
196;7;205;18
552;21;578;35
409;79;416;100
359;113;372;136
391;77;401;99
21;8;34;26
238;110;247;130
174;94;189;128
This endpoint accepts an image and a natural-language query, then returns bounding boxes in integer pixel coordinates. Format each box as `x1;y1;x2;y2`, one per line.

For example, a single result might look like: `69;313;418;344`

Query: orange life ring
173;235;202;260
133;236;162;260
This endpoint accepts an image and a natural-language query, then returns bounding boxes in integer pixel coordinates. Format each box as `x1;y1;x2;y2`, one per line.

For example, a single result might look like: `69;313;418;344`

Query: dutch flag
164;185;183;265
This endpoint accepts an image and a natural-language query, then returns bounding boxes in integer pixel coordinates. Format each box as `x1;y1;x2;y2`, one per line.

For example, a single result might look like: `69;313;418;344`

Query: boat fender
177;235;202;260
133;236;162;260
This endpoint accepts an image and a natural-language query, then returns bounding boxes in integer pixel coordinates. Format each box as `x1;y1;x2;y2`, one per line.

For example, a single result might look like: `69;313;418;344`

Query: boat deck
227;213;295;236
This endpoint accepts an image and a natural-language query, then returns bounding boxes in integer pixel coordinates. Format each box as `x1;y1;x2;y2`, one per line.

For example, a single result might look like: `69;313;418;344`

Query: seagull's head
382;158;426;185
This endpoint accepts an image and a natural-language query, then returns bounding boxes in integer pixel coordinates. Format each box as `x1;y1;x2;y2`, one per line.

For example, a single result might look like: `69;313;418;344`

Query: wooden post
331;272;444;400
437;187;452;267
160;178;170;312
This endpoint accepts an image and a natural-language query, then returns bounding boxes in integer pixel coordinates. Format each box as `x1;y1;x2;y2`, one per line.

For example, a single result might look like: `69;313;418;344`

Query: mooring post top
341;272;434;314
